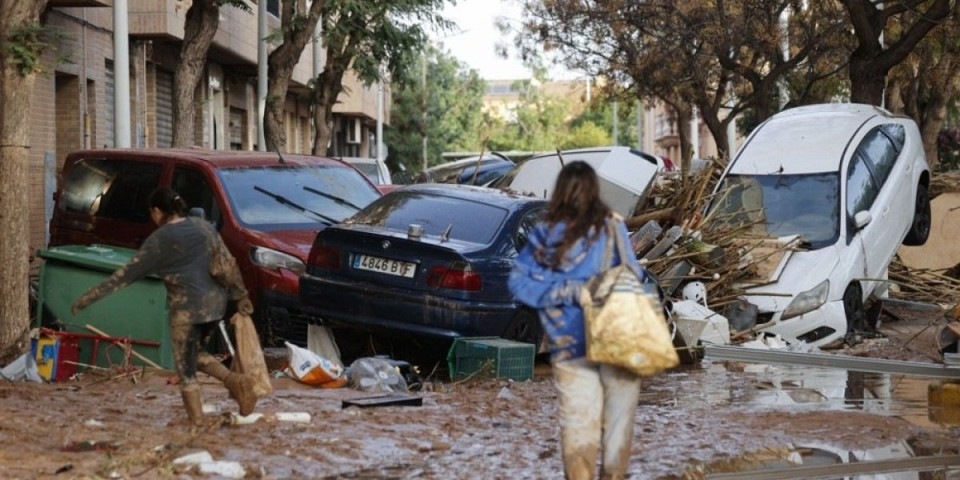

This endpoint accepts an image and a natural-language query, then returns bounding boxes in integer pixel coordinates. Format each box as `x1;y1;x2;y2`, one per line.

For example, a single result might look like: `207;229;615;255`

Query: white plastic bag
284;341;346;388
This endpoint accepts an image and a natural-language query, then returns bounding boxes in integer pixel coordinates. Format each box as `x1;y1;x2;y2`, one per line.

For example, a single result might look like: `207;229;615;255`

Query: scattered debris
341;394;423;409
173;450;245;479
60;440;119;453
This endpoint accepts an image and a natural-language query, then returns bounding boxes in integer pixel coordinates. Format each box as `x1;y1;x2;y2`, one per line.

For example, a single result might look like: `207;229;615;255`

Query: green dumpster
36;245;173;370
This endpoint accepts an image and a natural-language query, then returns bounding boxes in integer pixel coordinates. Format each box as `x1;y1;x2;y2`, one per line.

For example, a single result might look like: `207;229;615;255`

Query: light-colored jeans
553;358;641;480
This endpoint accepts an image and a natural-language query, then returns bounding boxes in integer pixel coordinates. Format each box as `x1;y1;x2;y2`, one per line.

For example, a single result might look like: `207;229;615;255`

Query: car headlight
781;280;830;320
251;247;305;276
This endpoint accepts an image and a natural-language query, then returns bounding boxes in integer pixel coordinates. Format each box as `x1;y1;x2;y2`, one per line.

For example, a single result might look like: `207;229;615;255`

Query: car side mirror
854;210;872;230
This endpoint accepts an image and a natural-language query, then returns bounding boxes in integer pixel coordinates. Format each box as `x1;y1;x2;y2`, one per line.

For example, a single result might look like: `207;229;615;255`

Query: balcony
50;0;111;6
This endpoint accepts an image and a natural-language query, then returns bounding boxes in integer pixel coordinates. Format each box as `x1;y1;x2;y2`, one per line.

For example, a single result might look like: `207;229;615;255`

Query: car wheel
903;183;931;246
503;308;542;346
843;284;866;333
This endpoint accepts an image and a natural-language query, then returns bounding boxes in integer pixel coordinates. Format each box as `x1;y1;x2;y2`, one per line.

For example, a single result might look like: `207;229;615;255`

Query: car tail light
308;246;341;270
427;263;482;291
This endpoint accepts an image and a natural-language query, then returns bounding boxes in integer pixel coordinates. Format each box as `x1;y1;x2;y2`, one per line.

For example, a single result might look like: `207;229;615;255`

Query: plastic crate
447;337;535;381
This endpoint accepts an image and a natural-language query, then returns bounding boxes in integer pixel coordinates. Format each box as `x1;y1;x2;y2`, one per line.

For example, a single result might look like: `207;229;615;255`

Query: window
514;208;544;252
219;165;380;230
349;191;510;245
62;158;162;223
855;128;899;188
846;153;879;219
267;0;279;16
881;124;905;152
172;167;222;227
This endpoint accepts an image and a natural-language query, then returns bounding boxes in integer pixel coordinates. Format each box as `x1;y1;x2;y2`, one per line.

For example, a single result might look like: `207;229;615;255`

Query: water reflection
642;360;960;428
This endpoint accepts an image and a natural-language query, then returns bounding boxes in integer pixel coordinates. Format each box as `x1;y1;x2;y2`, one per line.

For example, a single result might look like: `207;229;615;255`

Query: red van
49;149;382;344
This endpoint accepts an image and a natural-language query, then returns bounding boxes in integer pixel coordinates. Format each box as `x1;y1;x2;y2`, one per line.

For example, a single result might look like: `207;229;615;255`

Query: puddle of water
640;360;960;430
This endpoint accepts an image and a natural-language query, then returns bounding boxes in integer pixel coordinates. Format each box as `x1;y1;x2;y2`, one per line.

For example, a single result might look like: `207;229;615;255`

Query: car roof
729;104;893;175
426;154;511;172
396;183;545;208
65;148;352;169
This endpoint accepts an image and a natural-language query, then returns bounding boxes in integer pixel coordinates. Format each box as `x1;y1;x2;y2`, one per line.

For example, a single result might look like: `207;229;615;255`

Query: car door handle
882;205;890;216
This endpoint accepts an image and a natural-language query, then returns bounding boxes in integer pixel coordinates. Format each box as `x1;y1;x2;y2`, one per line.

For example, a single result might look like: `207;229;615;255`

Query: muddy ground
1;304;958;480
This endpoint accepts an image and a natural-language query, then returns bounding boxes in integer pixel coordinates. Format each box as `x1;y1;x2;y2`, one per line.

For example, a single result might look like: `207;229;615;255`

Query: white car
492;146;663;217
340;157;392;186
710;104;931;347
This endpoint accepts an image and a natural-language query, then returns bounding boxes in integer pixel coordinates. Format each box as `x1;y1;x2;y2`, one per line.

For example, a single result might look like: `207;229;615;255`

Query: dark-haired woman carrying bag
509;161;644;480
72;187;258;428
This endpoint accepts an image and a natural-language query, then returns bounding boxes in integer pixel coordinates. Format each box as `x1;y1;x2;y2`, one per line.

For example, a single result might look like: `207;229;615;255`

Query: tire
843;284;866;334
503;308;542;346
903;183;931;246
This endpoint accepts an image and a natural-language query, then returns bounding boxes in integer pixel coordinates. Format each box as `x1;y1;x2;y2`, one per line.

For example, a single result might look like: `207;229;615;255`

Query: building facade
28;0;388;258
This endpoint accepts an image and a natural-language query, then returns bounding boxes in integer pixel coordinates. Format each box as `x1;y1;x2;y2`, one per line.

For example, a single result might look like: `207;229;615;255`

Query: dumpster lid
38;245;139;272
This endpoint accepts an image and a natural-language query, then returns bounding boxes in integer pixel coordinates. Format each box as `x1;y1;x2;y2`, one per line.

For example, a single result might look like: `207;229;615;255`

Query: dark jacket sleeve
72;233;164;310
508;226;585;309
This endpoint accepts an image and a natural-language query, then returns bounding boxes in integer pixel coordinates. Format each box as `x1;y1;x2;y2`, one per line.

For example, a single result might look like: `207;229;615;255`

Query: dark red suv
49;149;382;344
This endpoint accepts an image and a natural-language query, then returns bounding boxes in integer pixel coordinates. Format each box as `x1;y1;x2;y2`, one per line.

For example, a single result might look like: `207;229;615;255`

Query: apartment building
28;0;388;257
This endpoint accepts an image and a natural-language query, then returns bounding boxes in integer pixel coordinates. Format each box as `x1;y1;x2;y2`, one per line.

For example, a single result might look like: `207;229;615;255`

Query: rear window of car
347;191;509;244
218;165;380;230
61;157;162;223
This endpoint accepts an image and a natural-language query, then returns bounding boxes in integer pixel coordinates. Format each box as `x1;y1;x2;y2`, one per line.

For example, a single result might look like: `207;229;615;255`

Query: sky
433;0;578;81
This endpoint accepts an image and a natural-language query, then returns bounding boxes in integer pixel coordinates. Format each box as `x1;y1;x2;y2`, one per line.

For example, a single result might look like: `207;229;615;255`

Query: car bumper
299;274;518;339
257;289;325;345
754;299;847;347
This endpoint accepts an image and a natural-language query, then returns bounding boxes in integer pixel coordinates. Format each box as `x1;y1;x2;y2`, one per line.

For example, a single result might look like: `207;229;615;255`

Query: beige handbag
580;218;679;376
230;313;274;398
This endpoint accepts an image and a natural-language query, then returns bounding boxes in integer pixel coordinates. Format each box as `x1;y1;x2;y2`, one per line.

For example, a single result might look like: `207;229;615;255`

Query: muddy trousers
171;320;222;424
553;358;641;480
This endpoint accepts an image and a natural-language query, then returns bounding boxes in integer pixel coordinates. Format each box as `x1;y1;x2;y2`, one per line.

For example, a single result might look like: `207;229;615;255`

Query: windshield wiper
302;186;363;211
254;186;335;225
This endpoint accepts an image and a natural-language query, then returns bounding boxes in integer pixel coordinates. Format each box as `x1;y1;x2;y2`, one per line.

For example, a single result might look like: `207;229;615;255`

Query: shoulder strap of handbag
608;215;646;279
600;216;616;269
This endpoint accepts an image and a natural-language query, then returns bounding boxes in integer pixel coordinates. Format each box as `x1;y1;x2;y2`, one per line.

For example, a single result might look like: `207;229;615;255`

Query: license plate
353;254;416;278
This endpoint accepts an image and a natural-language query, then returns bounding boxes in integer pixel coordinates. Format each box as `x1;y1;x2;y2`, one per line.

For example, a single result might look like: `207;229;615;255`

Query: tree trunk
0;0;48;364
311;79;342;156
311;62;347;156
264;0;325;152
697;102;731;161
172;0;219;148
849;55;887;105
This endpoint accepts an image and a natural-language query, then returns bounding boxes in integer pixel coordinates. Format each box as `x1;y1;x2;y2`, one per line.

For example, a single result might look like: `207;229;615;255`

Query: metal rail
707;454;960;480
704;345;960;379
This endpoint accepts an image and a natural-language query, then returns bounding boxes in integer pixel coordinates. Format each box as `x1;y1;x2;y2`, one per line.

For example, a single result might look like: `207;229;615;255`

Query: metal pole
312;23;322;153
421;51;427;172
778;7;790;109
690;106;700;159
113;0;131;148
612;99;619;146
257;0;267;151
635;100;643;150
376;72;384;162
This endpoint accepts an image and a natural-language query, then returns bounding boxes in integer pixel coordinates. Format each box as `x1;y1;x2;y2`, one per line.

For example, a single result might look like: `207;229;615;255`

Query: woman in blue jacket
509;161;643;480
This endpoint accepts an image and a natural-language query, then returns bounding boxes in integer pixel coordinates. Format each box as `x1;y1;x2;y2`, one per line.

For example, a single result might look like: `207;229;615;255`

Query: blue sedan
299;184;547;346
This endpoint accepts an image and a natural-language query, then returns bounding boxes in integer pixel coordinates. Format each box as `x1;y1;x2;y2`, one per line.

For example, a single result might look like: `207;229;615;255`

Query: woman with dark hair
72;187;258;428
509;161;644;480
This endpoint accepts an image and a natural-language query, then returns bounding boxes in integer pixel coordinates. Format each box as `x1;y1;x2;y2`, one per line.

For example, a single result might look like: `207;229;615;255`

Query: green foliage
4;23;50;76
386;45;487;173
561;121;611;149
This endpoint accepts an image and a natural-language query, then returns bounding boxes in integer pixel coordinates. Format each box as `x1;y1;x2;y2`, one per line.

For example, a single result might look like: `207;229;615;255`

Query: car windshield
711;172;840;249
219;165;380;230
347;191;509;244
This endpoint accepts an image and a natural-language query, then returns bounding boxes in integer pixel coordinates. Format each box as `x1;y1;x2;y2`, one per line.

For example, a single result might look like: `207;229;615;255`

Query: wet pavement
1;353;958;478
650;359;960;479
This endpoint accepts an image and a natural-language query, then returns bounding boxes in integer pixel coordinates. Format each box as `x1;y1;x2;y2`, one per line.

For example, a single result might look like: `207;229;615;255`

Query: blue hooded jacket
508;217;641;362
